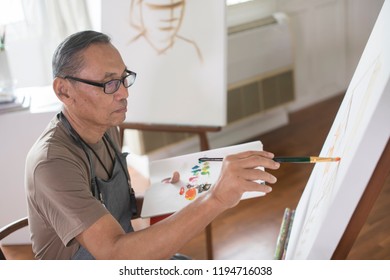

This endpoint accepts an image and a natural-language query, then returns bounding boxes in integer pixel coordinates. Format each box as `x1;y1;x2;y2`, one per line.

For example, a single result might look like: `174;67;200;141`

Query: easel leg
206;224;213;260
199;131;214;260
332;138;390;259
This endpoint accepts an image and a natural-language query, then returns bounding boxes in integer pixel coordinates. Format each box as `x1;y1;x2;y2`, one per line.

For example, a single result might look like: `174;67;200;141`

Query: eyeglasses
64;70;137;94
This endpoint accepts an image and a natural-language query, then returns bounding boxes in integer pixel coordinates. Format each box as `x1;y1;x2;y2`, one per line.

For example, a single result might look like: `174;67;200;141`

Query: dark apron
58;113;137;260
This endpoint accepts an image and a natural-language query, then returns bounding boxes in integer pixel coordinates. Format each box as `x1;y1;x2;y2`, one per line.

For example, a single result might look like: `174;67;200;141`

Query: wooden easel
332;138;390;259
119;122;222;260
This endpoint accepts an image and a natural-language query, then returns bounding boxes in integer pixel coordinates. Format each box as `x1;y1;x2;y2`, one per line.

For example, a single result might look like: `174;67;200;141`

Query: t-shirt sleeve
32;157;109;246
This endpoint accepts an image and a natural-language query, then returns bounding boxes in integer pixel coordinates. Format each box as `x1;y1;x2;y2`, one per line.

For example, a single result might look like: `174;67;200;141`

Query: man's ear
53;77;72;105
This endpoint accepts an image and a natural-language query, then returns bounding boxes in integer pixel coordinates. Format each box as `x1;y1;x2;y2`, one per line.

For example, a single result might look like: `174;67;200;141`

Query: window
0;0;24;26
0;0;24;50
226;0;277;27
227;0;254;5
3;0;91;88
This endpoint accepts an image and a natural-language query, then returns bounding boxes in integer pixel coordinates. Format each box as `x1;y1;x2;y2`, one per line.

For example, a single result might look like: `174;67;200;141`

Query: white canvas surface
285;0;390;259
101;0;226;126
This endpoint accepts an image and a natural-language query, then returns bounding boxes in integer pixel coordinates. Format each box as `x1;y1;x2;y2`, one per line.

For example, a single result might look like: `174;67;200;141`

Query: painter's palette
141;141;265;218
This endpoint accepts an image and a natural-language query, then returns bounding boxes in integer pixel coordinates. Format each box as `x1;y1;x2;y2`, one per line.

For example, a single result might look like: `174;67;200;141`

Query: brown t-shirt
25;115;122;259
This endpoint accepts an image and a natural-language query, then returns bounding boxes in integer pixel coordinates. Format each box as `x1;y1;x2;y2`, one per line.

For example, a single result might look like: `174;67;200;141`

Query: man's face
66;43;129;129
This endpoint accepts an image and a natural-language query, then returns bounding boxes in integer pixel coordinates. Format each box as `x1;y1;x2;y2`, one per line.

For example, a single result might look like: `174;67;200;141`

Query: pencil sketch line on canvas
293;53;383;258
128;0;203;62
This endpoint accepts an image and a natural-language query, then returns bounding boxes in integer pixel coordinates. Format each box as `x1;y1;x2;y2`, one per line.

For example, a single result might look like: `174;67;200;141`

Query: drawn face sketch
129;0;203;62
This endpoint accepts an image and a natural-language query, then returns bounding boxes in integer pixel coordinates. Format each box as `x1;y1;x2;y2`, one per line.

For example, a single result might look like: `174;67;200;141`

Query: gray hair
52;30;111;78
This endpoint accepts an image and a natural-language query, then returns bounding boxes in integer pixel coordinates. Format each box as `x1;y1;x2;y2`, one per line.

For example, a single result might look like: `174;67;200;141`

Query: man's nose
114;83;129;99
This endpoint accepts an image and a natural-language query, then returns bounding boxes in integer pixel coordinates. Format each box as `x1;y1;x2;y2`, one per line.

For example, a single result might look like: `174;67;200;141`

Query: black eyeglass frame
63;69;137;94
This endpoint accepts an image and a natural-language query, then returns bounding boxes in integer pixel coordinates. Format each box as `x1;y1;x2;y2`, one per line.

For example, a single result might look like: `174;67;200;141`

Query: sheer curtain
6;0;92;87
45;0;91;43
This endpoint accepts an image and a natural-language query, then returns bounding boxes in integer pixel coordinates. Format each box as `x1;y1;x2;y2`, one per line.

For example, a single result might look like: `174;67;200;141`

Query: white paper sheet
141;141;264;218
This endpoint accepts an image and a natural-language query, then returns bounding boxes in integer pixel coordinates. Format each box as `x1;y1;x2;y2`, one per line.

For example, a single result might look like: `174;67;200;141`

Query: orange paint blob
185;188;197;200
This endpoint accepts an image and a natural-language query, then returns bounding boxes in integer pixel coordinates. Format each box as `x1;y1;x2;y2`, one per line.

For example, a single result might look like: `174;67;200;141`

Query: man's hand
210;150;280;210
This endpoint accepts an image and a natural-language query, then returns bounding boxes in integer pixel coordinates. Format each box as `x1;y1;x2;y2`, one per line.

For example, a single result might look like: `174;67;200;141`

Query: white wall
345;0;386;81
277;0;385;111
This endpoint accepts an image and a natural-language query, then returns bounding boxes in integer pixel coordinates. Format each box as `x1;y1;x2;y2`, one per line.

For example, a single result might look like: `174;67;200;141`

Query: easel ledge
119;122;222;150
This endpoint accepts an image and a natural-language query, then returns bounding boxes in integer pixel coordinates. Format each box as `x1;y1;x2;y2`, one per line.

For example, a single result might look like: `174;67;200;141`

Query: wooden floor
177;93;390;260
2;93;389;260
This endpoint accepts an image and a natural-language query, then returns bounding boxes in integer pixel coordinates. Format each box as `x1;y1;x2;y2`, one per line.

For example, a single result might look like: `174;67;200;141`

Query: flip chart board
285;0;390;259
